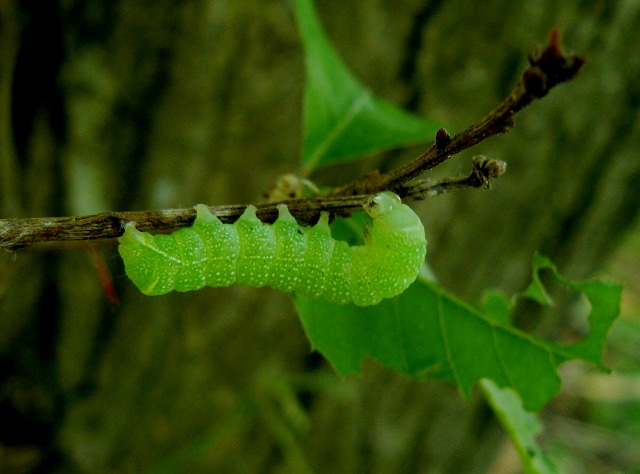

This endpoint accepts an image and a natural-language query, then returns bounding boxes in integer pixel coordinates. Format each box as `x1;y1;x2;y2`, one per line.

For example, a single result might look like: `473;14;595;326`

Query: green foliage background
1;1;639;472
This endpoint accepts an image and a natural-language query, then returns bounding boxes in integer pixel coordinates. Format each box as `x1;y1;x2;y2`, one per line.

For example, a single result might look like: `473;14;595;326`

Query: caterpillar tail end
118;222;164;296
118;222;145;245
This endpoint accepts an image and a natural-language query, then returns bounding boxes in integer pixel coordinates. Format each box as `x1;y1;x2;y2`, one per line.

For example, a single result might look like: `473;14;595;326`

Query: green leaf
479;289;512;325
480;379;559;474
524;252;622;364
294;254;622;411
294;0;443;173
522;253;555;305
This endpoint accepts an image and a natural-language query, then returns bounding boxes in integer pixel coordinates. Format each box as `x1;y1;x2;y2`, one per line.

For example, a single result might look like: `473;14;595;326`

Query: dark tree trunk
1;0;638;472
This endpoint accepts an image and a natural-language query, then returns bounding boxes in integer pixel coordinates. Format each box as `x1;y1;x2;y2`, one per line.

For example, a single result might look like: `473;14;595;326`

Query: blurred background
1;0;639;472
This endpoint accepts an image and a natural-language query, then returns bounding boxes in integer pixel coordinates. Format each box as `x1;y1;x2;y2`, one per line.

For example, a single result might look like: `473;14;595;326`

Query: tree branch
0;28;583;251
0;158;505;251
330;27;584;198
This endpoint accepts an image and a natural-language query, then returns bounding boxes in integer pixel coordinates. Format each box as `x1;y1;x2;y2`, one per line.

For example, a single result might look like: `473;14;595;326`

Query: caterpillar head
365;192;424;240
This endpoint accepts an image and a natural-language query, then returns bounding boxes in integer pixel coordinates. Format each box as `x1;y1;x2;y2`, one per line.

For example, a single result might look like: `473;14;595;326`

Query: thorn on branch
435;127;452;149
524;27;585;98
472;155;507;179
471;155;507;189
402;155;507;200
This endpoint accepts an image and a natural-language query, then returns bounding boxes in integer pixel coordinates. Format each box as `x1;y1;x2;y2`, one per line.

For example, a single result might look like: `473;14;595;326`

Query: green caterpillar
118;192;426;306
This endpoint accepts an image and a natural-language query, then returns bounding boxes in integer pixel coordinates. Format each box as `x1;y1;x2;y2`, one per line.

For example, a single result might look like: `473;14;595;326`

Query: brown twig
330;27;584;198
0;28;583;251
0;156;502;250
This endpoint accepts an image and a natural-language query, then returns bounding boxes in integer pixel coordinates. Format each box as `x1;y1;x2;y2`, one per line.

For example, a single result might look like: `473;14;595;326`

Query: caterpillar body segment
118;192;427;306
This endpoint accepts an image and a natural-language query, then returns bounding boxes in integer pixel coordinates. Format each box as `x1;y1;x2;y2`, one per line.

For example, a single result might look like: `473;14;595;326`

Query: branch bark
0;28;583;251
331;28;584;198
